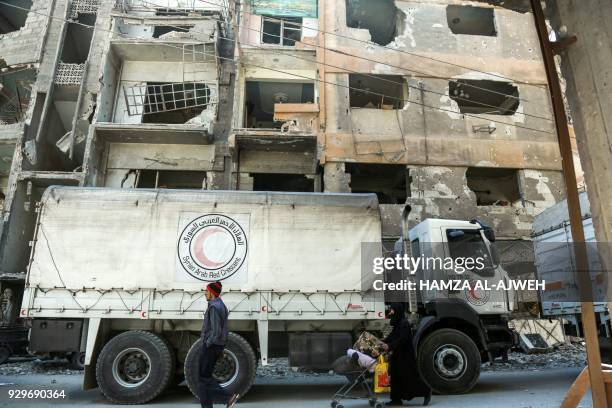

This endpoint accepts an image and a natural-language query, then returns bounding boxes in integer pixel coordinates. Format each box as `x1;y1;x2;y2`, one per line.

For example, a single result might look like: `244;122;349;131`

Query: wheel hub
213;349;240;387
112;348;151;387
434;345;466;378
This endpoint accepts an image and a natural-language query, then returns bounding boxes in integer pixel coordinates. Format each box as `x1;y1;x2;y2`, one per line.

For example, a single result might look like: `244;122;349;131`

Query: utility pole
530;0;607;406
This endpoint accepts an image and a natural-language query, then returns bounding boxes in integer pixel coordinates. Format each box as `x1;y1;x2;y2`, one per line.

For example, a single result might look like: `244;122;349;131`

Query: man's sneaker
227;393;240;408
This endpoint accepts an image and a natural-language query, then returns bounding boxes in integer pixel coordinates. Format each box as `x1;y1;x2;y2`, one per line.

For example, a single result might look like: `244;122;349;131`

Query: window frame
260;16;302;46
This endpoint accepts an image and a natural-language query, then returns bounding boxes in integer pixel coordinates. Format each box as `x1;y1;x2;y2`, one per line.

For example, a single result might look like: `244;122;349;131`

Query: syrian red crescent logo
464;279;490;306
177;214;247;281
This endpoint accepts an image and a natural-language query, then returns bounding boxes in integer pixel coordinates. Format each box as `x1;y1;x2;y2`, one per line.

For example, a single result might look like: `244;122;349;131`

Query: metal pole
530;0;606;406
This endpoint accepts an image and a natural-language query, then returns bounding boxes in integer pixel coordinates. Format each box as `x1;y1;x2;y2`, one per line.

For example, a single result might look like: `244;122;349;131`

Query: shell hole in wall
0;0;32;35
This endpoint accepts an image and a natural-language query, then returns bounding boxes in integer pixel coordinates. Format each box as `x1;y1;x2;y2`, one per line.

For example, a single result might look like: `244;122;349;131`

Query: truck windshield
446;229;495;277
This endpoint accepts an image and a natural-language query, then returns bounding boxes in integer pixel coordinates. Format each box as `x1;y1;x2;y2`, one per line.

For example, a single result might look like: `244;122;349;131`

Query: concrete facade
0;0;566;307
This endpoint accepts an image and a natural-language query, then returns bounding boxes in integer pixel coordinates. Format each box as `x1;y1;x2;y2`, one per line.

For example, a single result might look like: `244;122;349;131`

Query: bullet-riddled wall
319;0;565;239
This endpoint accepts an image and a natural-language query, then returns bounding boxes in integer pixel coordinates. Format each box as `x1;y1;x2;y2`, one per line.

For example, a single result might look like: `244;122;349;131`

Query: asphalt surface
0;367;592;408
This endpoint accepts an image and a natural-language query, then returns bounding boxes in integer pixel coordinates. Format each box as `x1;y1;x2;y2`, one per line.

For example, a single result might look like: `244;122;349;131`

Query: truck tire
417;328;480;395
96;330;174;404
184;332;256;400
0;343;11;365
68;351;85;370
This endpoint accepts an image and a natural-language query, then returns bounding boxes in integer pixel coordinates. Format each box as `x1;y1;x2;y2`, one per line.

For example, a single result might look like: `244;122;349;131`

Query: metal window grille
55;63;86;85
123;82;214;116
70;0;99;18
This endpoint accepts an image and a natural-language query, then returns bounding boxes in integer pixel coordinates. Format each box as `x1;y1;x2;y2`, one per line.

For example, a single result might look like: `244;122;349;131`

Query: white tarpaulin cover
27;187;381;292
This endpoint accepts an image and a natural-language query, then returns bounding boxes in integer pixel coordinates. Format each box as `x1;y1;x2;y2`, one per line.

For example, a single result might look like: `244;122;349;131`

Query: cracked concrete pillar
323;162;350;193
547;1;612;275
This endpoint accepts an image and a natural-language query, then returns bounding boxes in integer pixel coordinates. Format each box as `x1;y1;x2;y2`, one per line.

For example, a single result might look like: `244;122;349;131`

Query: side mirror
448;230;465;239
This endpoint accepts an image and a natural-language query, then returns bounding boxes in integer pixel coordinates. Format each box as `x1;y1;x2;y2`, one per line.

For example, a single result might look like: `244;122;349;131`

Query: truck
20;186;516;404
532;191;611;339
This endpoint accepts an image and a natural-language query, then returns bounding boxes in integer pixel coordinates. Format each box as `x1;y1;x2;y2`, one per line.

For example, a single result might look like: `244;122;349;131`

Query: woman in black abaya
383;303;432;406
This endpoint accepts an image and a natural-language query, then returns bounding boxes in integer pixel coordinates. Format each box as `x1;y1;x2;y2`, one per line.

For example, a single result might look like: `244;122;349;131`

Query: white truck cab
397;213;517;394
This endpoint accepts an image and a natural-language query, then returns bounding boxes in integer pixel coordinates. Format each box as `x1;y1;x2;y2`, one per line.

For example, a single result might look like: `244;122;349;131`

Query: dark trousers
198;344;231;408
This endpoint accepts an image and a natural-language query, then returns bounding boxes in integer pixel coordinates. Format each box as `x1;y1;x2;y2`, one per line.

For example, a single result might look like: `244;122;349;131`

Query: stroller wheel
369;398;377;407
330;401;338;408
375;403;385;408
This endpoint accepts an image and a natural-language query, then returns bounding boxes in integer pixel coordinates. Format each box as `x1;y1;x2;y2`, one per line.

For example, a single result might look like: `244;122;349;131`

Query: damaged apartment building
0;0;564;304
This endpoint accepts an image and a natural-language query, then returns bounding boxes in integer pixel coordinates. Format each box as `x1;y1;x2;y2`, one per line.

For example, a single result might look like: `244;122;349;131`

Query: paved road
0;368;592;407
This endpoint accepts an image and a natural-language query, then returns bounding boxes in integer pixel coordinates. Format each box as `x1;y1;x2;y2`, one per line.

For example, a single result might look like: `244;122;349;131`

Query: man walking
199;281;239;408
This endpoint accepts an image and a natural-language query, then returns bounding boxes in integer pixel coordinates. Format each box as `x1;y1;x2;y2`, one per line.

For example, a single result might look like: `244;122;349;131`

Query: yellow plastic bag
374;355;390;393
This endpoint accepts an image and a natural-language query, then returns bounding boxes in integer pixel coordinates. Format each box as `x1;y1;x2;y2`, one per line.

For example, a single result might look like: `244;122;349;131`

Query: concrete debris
256;358;341;379
482;344;586;372
519;332;551;354
0;357;81;376
256;345;587;379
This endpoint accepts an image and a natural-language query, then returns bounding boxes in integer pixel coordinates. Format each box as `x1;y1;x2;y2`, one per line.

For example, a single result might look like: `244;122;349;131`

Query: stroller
330;354;384;408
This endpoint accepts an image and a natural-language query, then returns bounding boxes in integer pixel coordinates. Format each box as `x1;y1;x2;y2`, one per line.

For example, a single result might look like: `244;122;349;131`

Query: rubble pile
483;344;586;372
0;357;81;376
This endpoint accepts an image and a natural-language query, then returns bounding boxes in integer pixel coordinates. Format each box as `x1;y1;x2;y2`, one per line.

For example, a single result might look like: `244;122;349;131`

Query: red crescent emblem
469;286;483;300
192;227;226;268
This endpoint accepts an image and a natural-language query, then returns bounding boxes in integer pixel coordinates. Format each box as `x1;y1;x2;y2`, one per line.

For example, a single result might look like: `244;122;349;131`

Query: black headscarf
389;303;406;326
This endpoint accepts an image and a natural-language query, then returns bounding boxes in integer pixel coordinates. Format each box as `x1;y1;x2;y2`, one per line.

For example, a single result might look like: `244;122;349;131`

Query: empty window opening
124;82;214;124
152;25;192;38
349;75;406;109
0;68;35;124
245;81;314;128
252;173;314;192
346;163;408;204
346;0;405;46
60;14;96;64
466;167;521;206
261;16;302;46
449;80;519;115
0;0;32;34
447;5;496;36
136;170;206;189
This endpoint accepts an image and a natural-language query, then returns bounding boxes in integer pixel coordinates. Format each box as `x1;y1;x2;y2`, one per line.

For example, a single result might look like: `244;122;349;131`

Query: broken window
0;68;35;124
136;170;206;189
245;81;314;128
261;16;302;46
0;0;32;34
449;80;519;115
60;15;96;64
447;5;496;36
124;82;214;123
152;25;192;38
466;167;521;206
346;163;408;204
346;0;404;46
252;173;314;192
349;75;406;109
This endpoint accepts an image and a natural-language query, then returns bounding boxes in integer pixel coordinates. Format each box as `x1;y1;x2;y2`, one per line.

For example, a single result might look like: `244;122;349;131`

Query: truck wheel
0;343;11;365
184;332;256;400
68;351;85;370
96;331;174;404
417;328;480;395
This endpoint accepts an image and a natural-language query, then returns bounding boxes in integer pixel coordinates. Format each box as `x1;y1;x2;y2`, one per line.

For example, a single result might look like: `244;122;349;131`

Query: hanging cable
126;1;552;122
0;1;555;134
